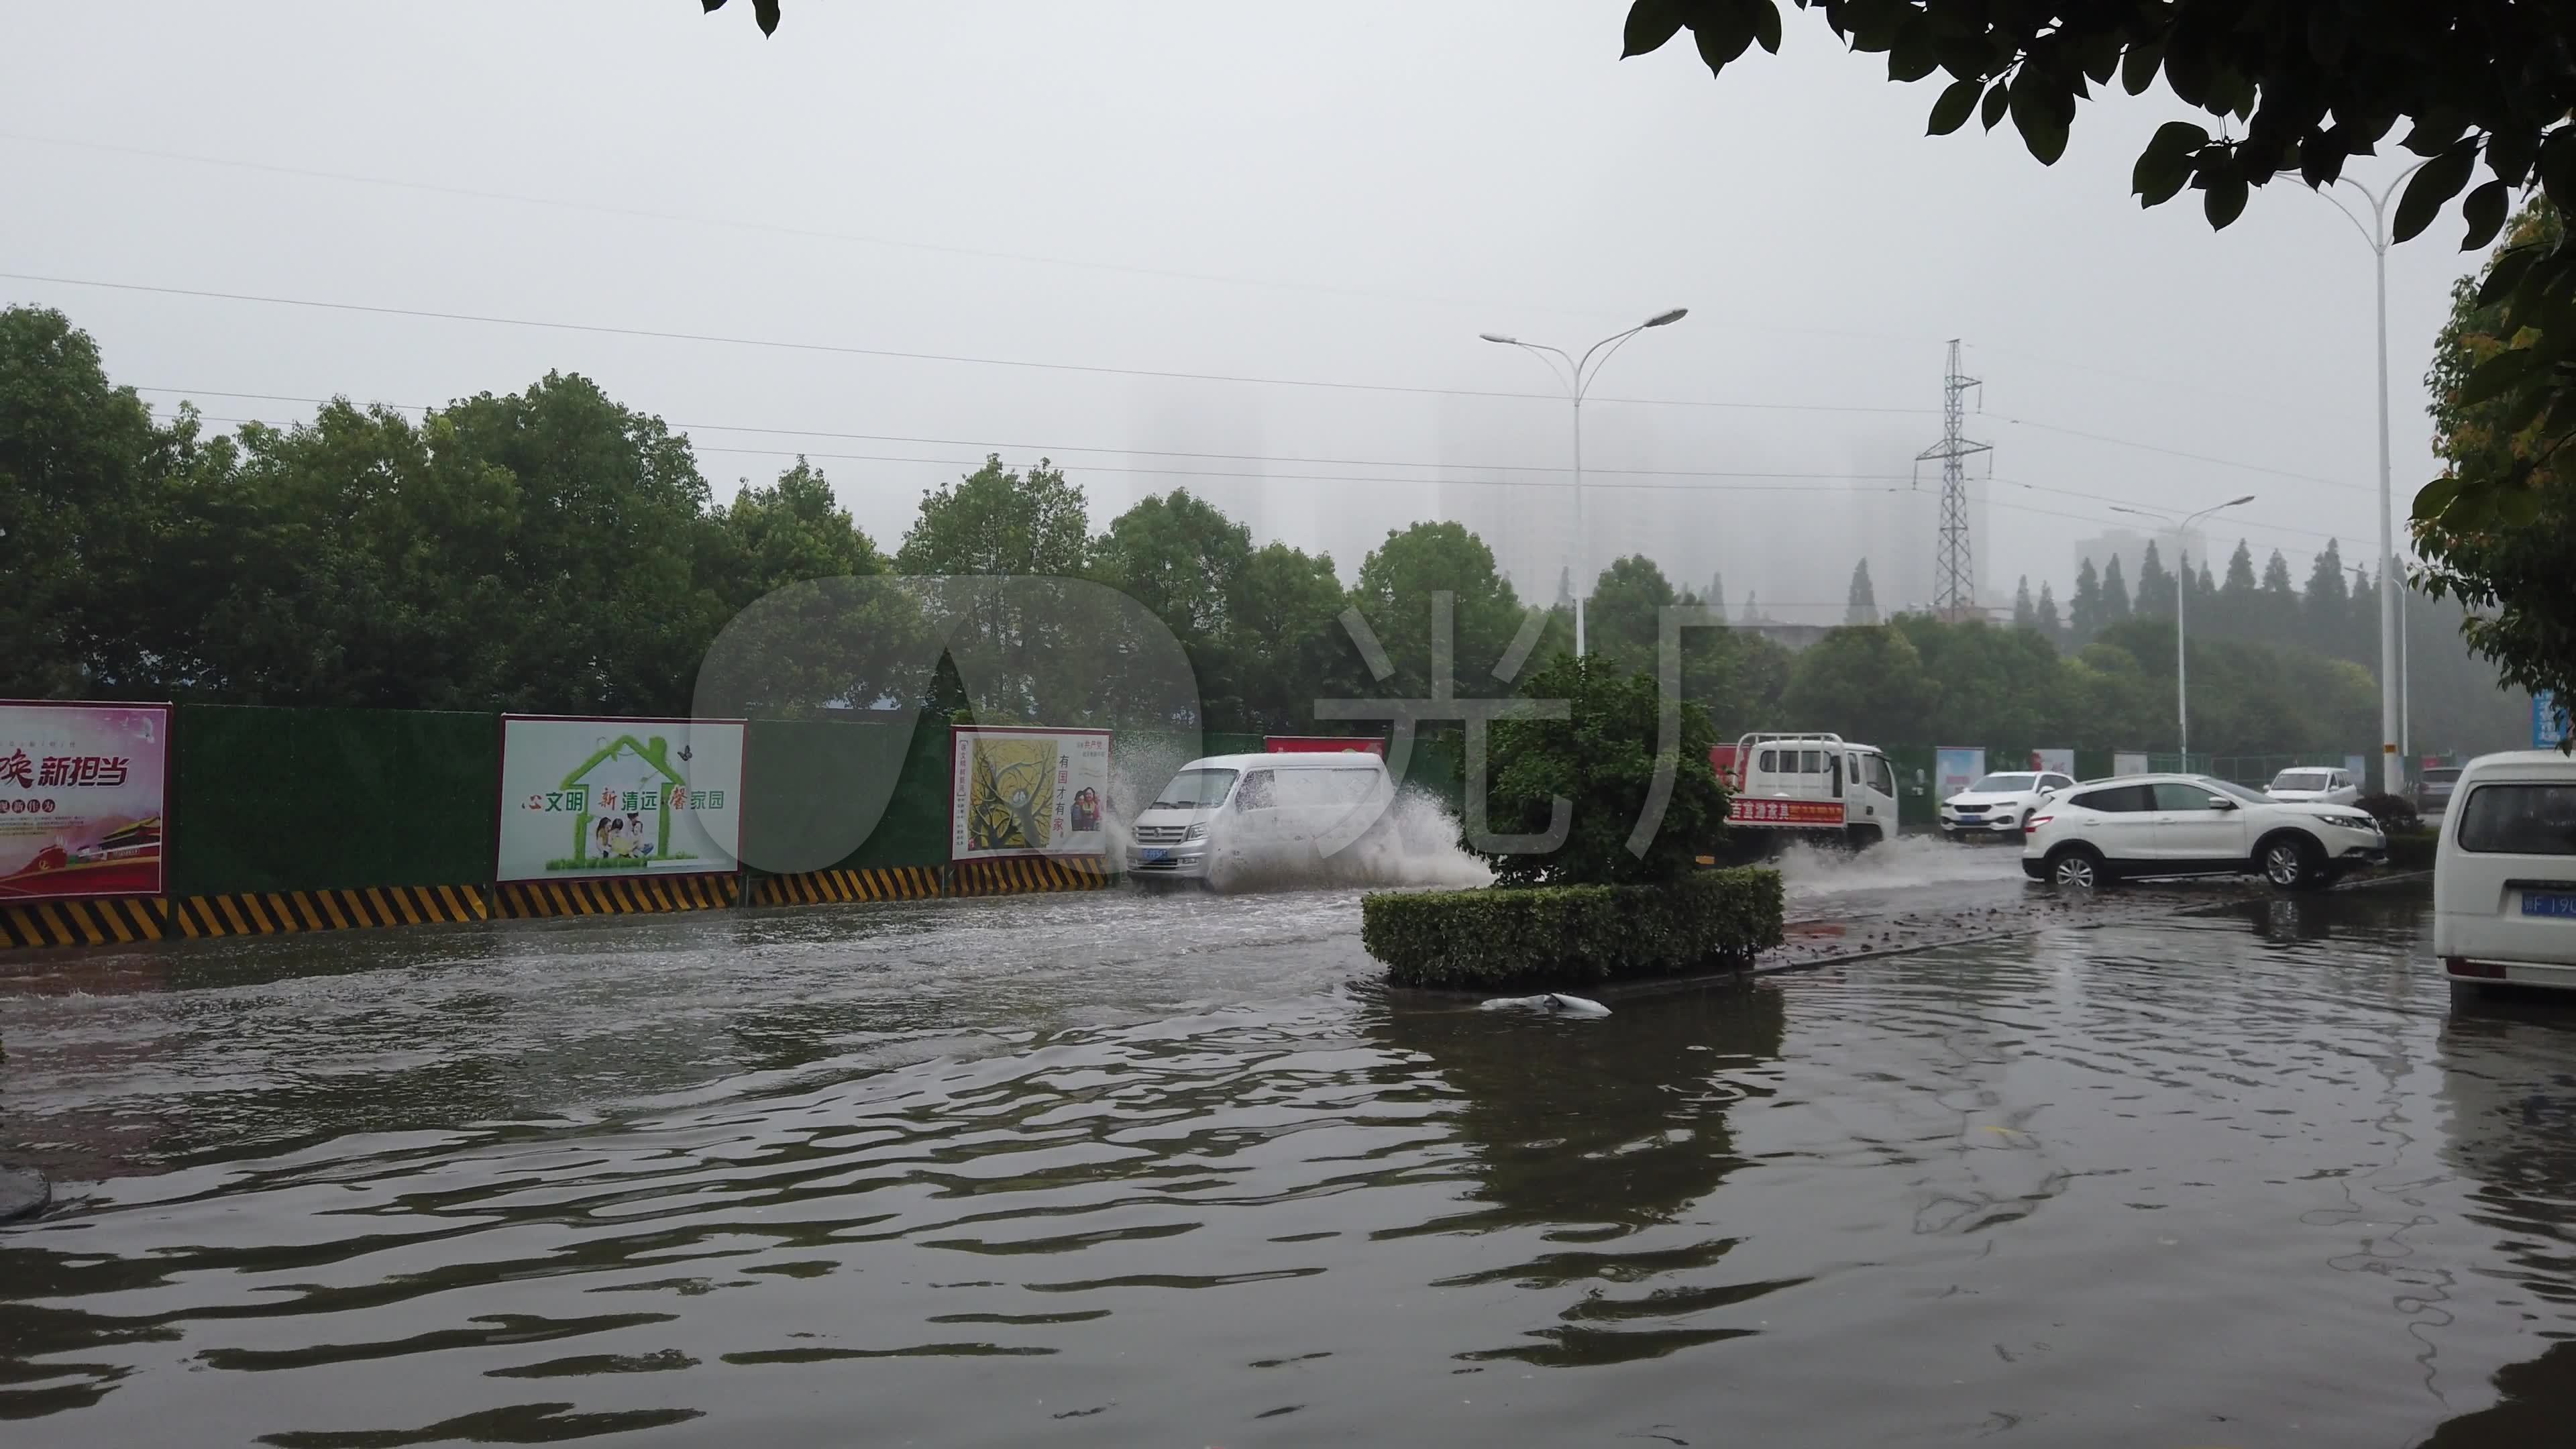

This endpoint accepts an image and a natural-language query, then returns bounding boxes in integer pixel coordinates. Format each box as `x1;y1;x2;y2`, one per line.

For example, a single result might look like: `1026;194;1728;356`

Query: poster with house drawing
497;716;746;881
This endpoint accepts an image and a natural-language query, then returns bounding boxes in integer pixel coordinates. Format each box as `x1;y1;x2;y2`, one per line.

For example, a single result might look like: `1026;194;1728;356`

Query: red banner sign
1263;736;1386;756
1727;798;1845;827
0;700;171;901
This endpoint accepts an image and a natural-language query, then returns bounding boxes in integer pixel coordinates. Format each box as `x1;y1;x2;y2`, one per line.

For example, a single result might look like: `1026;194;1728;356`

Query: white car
2265;767;2362;807
1940;770;2076;842
2435;750;2576;994
2021;773;2387;892
1126;751;1395;889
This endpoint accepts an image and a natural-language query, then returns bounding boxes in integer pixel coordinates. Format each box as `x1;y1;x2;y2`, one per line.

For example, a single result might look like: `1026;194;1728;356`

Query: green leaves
2131;121;2209;206
2462;179;2512;250
2008;75;2074;164
1927;76;1981;136
701;0;780;36
2202;166;2249;228
2394;141;2479;244
1621;0;1690;58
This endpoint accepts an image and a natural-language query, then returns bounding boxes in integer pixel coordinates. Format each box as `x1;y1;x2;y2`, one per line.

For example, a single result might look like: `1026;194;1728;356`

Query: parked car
2415;765;2462;816
1126;751;1395;890
2265;767;2362;807
1940;769;2076;843
2021;773;2386;892
2435;751;2576;994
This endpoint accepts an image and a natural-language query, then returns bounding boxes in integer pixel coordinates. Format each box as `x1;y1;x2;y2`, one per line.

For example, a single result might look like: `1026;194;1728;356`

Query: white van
2435;750;2576;992
1125;751;1395;889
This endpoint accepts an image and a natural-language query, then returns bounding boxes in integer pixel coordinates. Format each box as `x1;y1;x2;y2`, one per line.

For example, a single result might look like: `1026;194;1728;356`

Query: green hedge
1360;868;1785;989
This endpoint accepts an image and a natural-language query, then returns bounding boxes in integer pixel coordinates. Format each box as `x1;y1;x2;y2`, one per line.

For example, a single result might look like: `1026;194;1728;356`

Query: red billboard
1263;736;1386;756
0;701;171;902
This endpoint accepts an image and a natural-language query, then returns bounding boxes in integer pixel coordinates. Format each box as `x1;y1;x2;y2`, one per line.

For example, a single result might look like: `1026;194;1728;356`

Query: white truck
1712;732;1896;853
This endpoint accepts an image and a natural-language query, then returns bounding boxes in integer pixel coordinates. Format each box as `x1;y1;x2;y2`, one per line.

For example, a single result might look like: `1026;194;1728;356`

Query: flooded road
4;857;2574;1446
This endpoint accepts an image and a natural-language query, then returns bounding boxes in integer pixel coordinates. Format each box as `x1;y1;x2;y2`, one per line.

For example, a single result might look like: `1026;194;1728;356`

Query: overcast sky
1;2;2481;623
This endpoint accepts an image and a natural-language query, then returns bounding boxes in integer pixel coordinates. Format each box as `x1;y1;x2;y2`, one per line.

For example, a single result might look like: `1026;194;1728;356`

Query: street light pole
2315;166;2424;800
2113;495;2255;763
1480;309;1689;656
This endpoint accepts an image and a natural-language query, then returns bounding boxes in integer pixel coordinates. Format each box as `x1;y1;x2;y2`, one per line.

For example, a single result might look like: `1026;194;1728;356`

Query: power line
1984;412;2368;492
0;129;1943;346
0;271;1935;417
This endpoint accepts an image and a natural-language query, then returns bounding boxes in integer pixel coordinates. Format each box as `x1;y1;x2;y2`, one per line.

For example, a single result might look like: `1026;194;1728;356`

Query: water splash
1770;833;2023;899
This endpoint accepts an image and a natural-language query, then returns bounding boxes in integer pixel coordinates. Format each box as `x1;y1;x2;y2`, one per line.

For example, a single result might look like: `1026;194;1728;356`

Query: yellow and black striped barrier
175;885;487;939
494;873;738;919
1;897;168;949
951;857;1113;896
753;866;943;906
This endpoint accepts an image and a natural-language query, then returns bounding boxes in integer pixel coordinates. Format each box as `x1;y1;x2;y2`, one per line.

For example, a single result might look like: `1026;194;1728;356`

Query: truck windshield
1152;768;1238;810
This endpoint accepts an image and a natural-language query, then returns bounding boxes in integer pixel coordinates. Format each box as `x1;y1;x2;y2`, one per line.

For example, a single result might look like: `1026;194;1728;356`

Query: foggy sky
1;3;2477;625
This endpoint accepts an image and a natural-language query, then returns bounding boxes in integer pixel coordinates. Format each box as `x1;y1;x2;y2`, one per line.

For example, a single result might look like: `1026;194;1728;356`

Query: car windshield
2272;771;2331;791
1967;773;2037;792
2199;777;2271;804
1152;768;1238;810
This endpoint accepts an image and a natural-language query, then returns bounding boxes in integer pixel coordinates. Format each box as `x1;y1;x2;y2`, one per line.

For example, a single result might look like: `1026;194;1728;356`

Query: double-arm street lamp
1479;308;1689;656
2110;495;2255;761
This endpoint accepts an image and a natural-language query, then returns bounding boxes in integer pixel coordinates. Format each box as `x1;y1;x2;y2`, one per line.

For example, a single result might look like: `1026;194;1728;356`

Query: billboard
0;701;170;902
2113;751;2150;777
2027;749;2076;777
1935;747;1986;798
951;726;1111;861
1263;735;1386;756
496;716;745;882
2538;690;2569;750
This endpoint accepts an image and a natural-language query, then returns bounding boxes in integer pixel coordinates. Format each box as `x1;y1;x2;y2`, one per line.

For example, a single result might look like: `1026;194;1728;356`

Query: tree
1474;653;1727;888
1348;521;1528;702
1843;557;1879;625
1780;625;1941;745
1706;571;1727;624
0;306;199;698
1220;542;1351;733
710;458;885;604
2100;554;2132;625
2010;575;2035;631
2034;581;2061;643
2068;558;2102;649
2302;539;2351;658
896;455;1096;722
1089;488;1253;644
2423;197;2576;724
2259;547;2300;643
2134;539;2176;619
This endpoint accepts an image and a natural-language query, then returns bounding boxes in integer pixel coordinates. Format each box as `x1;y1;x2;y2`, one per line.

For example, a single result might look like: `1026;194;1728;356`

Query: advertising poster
1263;736;1386;756
0;701;170;901
496;716;745;882
2114;751;2150;777
2536;690;2567;749
1935;747;1986;798
2027;748;2076;777
952;726;1112;861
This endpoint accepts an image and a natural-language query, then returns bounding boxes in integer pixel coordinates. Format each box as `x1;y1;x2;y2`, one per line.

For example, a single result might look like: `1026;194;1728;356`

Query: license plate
1139;849;1169;863
2520;891;2576;918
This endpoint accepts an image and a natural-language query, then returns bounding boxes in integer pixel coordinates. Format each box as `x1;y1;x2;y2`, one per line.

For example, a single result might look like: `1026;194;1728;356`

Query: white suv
2265;767;2361;806
2021;773;2386;891
1940;769;2076;842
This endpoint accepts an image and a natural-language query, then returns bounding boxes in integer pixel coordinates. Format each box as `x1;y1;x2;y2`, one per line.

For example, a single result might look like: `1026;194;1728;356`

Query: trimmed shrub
2357;792;2420;830
1361;867;1784;989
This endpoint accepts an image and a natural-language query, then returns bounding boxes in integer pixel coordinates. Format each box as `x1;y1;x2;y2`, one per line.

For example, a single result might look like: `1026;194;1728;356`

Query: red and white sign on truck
1711;733;1896;850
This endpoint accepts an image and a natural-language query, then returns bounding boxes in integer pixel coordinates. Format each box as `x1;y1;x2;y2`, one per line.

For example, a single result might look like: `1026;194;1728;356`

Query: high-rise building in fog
1437;392;1569;601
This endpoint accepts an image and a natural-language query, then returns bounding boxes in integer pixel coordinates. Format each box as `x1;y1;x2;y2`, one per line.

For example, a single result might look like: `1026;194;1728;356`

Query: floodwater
3;860;2574;1447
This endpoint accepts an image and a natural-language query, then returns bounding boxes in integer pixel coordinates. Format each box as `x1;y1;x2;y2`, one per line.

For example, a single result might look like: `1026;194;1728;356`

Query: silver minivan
2435;750;2576;993
1125;751;1395;890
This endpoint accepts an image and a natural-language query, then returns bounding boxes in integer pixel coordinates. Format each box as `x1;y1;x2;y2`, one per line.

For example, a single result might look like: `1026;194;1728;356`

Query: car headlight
1184;822;1208;841
2322;812;2377;831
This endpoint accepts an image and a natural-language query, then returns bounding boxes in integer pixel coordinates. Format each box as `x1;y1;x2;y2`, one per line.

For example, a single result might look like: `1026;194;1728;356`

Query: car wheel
2261;835;2327;892
2047;845;2107;890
